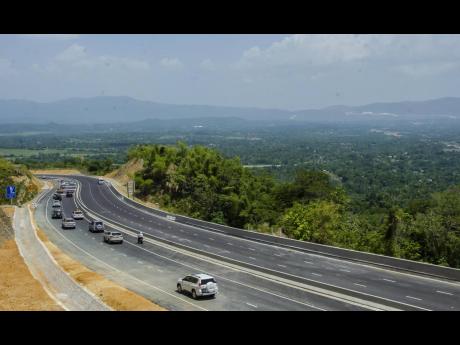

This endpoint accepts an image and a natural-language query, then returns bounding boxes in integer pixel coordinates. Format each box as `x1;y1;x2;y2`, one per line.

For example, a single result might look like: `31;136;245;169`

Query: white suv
177;274;218;299
103;230;123;244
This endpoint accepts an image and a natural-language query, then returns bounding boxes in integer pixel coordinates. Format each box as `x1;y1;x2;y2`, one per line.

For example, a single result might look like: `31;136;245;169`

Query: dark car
89;220;105;233
53;193;62;201
66;190;74;197
52;209;63;219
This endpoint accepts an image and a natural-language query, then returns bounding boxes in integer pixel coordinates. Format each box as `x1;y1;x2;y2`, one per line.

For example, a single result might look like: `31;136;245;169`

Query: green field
0;148;84;158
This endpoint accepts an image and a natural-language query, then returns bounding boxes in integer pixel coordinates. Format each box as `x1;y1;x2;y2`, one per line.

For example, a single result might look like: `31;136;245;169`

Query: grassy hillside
0;157;41;205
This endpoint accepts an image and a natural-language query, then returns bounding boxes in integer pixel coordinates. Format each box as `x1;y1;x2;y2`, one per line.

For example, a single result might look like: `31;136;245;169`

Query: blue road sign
6;185;16;199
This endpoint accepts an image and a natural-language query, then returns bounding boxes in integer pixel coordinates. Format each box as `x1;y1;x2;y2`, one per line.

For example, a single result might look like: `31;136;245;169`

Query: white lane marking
122;254;127;257
248;248;255;251
277;264;287;268
137;261;143;264
304;261;313;264
180;230;184;233
436;291;453;296
311;273;322;277
406;295;422;301
353;283;367;288
383;278;396;283
193;233;198;236
339;269;351;273
208;238;214;241
246;302;258;308
249;257;256;260
274;254;282;257
204;244;210;248
110;248;114;251
227;242;233;246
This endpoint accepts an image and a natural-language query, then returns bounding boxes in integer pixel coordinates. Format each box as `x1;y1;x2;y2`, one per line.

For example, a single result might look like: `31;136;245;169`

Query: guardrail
106;182;460;282
36;174;460;282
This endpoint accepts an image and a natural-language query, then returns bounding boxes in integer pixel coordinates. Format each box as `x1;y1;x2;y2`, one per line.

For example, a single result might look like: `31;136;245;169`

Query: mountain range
0;96;460;125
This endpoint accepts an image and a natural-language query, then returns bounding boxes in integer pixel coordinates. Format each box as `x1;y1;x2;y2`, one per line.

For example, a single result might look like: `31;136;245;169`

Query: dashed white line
311;273;322;277
137;261;144;264
277;264;287;268
248;248;255;251
208;238;214;241
274;254;282;257
383;278;396;283
249;257;256;260
304;261;313;264
406;295;422;301
339;269;351;273
353;283;367;288
246;302;258;308
227;242;233;246
436;291;453;296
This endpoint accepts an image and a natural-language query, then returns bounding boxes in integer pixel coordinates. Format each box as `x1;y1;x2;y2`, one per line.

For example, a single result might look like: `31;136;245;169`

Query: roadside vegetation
0;157;40;205
128;142;460;268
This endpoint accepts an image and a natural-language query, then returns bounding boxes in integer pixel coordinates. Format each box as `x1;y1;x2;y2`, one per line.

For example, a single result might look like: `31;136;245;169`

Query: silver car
103;230;123;244
62;217;76;229
177;274;218;299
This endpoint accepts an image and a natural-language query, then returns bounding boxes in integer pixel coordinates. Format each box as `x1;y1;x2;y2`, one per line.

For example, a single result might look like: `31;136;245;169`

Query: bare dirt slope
30;169;83;175
0;206;62;311
105;158;143;185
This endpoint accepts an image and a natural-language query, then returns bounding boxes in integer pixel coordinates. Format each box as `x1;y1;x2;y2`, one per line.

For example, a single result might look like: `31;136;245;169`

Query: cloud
160;57;184;69
56;44;87;62
236;34;460;71
51;44;150;72
200;58;215;71
394;61;459;77
0;58;15;76
22;34;80;40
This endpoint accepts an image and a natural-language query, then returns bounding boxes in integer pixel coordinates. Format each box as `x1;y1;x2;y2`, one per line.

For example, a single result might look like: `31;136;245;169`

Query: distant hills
0;96;460;125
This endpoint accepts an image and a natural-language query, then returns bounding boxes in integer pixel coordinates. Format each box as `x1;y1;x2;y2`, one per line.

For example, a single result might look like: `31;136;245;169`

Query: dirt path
0;207;62;311
13;205;111;311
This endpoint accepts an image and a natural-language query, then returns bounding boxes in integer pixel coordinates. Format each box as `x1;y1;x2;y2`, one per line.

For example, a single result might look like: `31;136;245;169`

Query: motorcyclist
137;231;144;244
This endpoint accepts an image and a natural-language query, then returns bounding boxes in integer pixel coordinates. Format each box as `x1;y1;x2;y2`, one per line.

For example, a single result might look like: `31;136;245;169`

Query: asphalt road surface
35;175;460;310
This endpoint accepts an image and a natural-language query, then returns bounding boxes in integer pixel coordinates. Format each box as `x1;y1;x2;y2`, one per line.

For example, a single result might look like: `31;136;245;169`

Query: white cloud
394;61;459;77
22;34;80;40
236;34;460;71
200;58;215;71
160;57;184;69
56;44;87;62
0;58;14;76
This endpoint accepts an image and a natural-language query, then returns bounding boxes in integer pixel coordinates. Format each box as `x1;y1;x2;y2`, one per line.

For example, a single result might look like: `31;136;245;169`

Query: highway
35;175;460;310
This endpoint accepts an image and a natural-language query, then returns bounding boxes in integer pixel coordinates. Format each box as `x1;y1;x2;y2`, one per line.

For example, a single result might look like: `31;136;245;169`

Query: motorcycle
137;237;143;244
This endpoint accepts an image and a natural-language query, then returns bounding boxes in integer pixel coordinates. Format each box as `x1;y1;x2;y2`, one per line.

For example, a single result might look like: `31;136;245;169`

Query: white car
72;210;84;220
103;230;123;244
177;274;218;299
52;200;61;208
98;178;104;185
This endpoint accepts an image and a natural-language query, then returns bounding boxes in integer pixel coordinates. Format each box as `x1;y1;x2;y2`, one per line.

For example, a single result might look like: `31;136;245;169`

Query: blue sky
1;34;460;110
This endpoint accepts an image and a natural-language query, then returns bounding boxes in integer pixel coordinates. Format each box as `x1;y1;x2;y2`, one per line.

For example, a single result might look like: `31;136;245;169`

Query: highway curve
36;175;460;310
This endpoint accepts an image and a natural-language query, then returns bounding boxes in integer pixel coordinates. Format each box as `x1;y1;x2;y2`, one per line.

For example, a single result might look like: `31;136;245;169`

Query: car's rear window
200;278;216;284
95;222;103;225
111;232;121;236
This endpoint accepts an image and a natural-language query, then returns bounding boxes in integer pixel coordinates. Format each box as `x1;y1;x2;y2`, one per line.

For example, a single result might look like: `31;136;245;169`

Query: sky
1;34;460;110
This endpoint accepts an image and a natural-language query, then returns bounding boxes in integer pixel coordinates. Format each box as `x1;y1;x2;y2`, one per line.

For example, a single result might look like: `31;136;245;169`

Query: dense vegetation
129;142;460;268
3;120;460;267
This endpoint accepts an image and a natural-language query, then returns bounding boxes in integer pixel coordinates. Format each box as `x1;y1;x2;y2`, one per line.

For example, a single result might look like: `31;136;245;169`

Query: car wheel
177;284;182;293
192;290;197;299
120;241;123;244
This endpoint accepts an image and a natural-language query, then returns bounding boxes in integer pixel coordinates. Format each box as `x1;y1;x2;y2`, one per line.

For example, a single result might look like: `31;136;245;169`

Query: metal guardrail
105;183;460;282
36;174;460;282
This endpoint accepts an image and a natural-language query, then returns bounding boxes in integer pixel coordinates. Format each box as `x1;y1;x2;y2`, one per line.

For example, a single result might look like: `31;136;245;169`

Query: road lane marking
354;283;367;288
193;233;198;236
208;238;214;241
304;261;313;264
227;242;233;246
246;302;258;308
137;261;144;264
274;254;282;257
311;273;322;277
436;291;453;296
248;248;255;251
249;257;256;260
339;269;351;273
383;278;396;283
277;264;287;268
406;296;422;301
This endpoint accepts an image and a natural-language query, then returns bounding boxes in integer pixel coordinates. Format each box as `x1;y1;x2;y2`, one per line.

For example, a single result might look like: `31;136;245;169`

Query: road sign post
6;185;16;205
127;180;135;199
